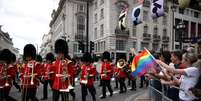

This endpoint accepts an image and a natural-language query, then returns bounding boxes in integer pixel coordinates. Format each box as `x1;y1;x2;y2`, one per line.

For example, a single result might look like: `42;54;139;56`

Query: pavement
9;78;149;101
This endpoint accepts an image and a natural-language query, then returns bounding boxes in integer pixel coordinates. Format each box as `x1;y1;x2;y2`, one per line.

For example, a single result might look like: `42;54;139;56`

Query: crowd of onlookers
147;48;201;101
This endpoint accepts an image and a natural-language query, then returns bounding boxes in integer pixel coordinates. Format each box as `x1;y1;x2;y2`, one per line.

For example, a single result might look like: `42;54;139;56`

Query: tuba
117;59;126;69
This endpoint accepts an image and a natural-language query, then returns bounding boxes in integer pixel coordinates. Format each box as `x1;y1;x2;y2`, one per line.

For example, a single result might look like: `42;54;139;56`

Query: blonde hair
183;52;197;64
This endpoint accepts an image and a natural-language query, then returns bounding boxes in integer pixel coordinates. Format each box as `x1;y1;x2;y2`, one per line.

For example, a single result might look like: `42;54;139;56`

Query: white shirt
179;67;200;101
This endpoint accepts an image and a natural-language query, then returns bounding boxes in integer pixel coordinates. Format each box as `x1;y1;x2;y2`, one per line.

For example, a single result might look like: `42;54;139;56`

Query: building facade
49;0;89;57
40;32;53;58
171;5;201;51
47;0;201;59
0;25;19;57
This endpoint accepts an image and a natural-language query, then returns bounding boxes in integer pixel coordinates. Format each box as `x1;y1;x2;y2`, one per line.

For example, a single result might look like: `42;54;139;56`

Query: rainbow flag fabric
131;48;155;77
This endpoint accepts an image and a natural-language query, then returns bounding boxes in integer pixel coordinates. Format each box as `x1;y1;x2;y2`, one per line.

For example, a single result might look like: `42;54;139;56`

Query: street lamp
171;0;176;50
176;21;186;49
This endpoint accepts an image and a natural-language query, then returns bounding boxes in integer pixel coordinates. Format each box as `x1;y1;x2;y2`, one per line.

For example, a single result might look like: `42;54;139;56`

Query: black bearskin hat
10;52;16;63
81;52;92;63
102;51;110;61
65;53;71;60
0;49;12;64
54;39;68;54
36;55;43;62
45;52;55;62
23;44;36;60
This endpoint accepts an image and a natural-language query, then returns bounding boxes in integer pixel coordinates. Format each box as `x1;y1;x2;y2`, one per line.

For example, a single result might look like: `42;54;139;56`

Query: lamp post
171;0;176;50
176;21;186;49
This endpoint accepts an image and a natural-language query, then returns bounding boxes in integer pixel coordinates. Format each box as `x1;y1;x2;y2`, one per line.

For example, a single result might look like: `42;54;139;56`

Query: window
94;28;97;39
78;4;84;12
133;25;136;37
98;42;100;52
152;43;159;51
133;42;136;49
103;41;105;51
95;43;97;52
143;10;148;21
100;24;104;36
141;42;149;50
94;1;97;9
163;28;167;36
163;15;167;25
94;13;97;23
74;44;78;52
194;12;199;18
77;16;85;35
100;8;104;19
116;40;126;51
153;26;158;35
153;18;157;23
144;25;148;33
100;0;104;5
179;8;184;14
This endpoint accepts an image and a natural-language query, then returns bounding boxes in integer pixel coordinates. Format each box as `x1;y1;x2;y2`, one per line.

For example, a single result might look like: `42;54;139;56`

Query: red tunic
100;62;114;80
52;59;70;91
68;63;77;85
0;64;17;88
80;64;96;86
42;63;54;81
20;60;41;88
116;68;127;78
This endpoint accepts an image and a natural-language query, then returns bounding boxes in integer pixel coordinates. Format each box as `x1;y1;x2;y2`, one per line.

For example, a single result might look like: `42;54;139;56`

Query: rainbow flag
131;48;155;77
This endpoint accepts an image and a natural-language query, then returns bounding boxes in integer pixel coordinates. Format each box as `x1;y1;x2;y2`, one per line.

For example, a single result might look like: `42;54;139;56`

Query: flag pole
143;47;166;71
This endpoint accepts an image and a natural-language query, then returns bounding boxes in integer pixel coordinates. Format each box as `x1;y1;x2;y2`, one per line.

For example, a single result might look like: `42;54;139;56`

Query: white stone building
0;25;20;58
40;32;53;58
47;0;201;59
49;0;89;57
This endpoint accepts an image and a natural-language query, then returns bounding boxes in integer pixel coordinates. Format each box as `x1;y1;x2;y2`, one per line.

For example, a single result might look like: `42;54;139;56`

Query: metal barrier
148;80;173;101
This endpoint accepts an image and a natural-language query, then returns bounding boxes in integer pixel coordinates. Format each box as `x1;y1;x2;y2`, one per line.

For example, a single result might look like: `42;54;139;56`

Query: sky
0;0;59;54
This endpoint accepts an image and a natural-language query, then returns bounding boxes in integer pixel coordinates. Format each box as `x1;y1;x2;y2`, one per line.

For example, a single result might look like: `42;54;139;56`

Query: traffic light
90;41;94;53
78;41;84;53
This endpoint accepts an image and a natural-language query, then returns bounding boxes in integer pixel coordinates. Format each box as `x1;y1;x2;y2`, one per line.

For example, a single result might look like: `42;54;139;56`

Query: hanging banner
178;0;190;9
118;8;128;30
151;0;164;19
131;5;143;26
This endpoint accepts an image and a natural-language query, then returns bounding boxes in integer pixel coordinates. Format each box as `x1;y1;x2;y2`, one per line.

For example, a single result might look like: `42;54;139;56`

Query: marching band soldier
52;39;70;101
41;53;55;100
114;65;119;89
80;52;97;101
0;49;17;101
20;44;41;101
100;51;114;99
11;53;21;92
116;59;127;93
128;54;137;91
65;54;76;101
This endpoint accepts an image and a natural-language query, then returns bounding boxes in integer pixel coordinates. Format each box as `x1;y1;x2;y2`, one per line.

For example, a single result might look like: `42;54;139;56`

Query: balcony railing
153;34;161;41
162;36;169;42
143;33;151;40
115;28;129;37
